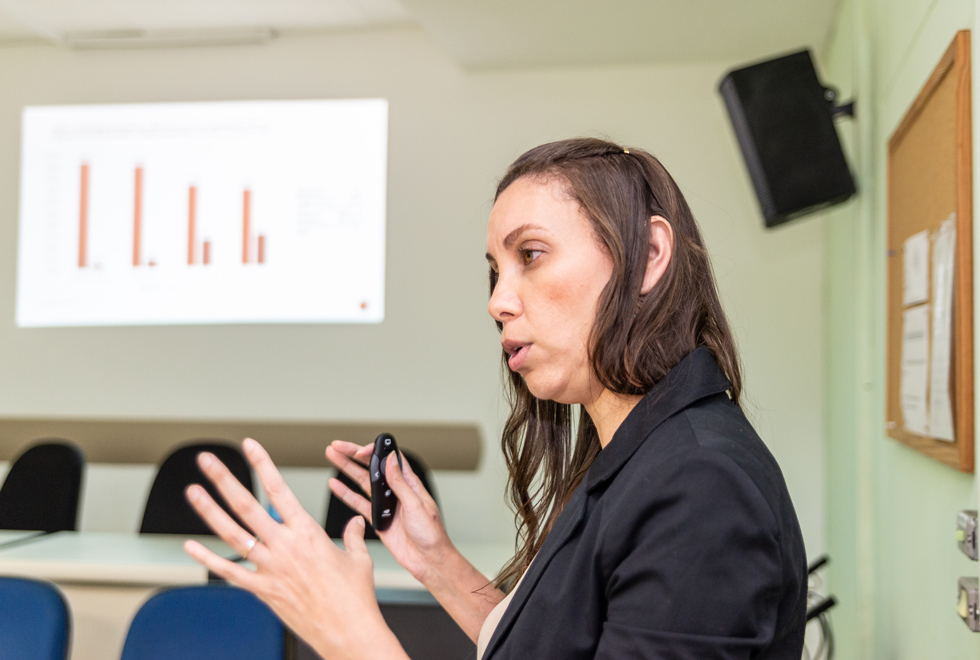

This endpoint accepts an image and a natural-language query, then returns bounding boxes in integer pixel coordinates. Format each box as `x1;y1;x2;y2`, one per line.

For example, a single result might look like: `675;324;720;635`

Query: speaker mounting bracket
824;86;856;119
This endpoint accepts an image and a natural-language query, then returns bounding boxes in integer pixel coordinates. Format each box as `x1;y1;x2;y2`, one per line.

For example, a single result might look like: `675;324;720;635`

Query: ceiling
0;0;839;68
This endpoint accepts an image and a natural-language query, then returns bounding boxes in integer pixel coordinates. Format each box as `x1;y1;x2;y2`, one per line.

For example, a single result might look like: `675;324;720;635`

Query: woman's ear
640;216;674;295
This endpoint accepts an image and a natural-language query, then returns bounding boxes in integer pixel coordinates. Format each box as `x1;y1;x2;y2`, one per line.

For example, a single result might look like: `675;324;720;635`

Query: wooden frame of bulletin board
887;30;974;472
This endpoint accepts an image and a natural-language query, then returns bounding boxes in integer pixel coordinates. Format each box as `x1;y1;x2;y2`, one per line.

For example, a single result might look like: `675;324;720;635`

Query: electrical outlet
958;577;979;632
957;510;978;560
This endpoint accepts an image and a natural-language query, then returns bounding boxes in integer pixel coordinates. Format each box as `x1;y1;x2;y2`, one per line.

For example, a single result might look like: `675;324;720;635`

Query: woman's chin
523;376;580;406
522;376;556;402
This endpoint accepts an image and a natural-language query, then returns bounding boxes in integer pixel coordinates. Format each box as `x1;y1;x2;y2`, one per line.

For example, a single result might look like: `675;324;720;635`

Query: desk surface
0;530;43;548
0;531;233;586
0;531;513;591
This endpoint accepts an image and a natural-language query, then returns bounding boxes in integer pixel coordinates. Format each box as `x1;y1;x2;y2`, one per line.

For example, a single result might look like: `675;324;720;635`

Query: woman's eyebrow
502;223;547;249
486;223;549;262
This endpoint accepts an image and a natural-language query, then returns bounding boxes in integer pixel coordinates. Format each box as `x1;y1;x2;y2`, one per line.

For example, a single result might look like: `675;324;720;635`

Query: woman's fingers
186;484;271;563
326;443;373;494
342;516;370;556
399;458;436;507
241;439;307;526
328;477;373;524
184;539;263;591
197;451;281;542
384;452;421;513
330;440;373;464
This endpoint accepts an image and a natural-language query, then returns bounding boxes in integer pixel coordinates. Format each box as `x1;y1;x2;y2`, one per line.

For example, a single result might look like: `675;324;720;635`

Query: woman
185;138;808;659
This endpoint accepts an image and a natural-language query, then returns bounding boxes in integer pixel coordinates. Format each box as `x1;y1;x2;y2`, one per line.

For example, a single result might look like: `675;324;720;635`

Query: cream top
476;563;532;659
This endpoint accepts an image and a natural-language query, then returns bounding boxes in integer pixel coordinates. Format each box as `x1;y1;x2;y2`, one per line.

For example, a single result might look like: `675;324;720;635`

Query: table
0;531;234;585
0;529;43;548
0;531;512;660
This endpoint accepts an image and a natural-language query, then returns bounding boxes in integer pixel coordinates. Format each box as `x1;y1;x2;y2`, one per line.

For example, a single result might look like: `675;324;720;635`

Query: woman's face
486;177;614;405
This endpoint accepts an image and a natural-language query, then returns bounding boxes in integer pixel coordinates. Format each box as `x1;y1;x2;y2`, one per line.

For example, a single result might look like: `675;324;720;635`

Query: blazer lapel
585;346;731;493
481;484;588;660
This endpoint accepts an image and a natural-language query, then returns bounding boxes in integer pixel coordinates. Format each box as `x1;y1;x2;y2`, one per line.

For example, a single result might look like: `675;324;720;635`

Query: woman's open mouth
505;343;530;371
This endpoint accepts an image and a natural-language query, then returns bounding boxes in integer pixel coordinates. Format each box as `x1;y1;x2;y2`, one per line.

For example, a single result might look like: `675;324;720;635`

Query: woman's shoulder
606;393;801;545
582;395;809;660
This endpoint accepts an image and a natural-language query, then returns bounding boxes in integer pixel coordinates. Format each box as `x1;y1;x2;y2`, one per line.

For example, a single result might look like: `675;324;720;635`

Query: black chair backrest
0;441;84;533
325;449;436;540
140;442;254;536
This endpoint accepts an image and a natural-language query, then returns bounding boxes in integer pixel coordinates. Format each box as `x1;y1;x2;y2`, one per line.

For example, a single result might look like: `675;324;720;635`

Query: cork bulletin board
886;30;974;472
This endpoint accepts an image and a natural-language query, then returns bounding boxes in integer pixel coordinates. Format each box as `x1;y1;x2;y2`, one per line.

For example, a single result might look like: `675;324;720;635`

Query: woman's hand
184;438;407;660
327;441;506;641
325;441;452;583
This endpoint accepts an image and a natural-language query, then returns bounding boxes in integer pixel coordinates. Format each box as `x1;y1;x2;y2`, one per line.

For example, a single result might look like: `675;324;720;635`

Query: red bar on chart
188;186;197;265
203;240;211;265
78;163;89;268
257;235;266;264
242;189;251;264
133;167;143;267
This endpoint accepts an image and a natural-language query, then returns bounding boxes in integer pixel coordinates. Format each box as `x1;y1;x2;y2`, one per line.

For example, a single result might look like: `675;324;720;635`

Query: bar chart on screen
17;99;388;327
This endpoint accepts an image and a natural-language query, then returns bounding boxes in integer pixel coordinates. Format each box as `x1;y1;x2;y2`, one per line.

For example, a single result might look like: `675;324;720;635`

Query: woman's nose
488;275;521;322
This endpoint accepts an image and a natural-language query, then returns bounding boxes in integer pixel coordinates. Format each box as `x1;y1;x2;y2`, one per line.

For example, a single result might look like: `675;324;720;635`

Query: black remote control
370;433;403;531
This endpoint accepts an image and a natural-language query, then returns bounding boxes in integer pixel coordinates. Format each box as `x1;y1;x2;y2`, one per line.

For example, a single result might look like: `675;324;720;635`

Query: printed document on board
928;215;956;441
901;304;930;436
903;230;930;306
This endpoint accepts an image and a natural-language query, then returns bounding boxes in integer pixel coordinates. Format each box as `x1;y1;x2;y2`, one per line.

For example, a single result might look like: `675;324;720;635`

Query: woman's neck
584;389;644;448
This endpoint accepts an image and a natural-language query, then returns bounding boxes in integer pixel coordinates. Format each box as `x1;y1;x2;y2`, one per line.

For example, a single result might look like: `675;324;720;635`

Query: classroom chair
0;576;71;660
324;449;437;540
120;585;284;660
140;441;254;535
0;440;84;532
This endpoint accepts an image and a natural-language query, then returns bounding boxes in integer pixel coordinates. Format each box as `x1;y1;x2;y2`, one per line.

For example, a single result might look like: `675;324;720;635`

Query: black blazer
482;347;808;660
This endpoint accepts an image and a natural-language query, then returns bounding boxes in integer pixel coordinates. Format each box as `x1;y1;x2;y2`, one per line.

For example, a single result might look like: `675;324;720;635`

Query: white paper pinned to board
928;214;956;441
901;304;930;436
903;230;931;306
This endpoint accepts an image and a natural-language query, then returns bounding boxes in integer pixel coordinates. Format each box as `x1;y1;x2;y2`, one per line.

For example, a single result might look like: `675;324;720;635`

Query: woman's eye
520;249;542;266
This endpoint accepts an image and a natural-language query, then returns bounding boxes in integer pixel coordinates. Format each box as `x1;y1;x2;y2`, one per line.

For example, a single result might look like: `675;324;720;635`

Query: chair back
325;449;436;539
140;441;253;535
0;441;84;532
0;577;71;660
121;585;283;660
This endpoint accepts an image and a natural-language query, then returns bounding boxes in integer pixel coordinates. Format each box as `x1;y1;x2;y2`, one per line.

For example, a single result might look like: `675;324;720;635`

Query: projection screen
17;99;388;327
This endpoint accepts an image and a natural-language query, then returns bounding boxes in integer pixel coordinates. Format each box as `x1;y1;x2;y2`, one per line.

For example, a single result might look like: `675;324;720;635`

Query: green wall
821;0;980;657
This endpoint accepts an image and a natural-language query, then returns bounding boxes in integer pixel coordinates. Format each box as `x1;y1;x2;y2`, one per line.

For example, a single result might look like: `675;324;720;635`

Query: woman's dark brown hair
490;137;742;589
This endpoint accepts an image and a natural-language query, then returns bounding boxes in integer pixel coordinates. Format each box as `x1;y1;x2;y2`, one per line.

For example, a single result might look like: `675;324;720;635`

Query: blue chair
0;577;71;660
120;585;284;660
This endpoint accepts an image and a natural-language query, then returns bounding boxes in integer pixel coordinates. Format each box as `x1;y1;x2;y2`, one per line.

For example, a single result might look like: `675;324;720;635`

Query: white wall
0;27;825;553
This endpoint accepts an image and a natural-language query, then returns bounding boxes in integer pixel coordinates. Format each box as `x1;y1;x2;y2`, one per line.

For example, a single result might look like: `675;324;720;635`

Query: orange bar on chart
203;240;211;265
79;163;89;268
188;186;197;265
257;235;265;264
242;189;251;264
133;167;143;267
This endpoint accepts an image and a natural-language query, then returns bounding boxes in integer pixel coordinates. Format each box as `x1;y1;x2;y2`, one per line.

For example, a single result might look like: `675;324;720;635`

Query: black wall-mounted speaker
719;50;856;228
